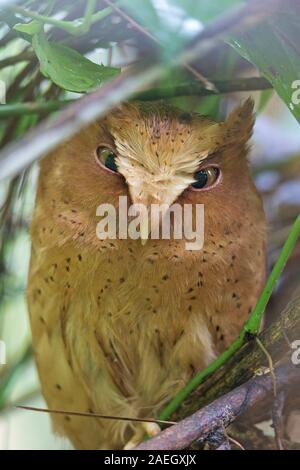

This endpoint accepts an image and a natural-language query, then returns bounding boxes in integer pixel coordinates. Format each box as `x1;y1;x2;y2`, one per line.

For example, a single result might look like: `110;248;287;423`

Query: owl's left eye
191;166;220;191
95;146;119;174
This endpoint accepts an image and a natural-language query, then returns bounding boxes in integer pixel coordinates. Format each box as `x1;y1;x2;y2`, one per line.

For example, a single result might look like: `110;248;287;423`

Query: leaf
229;1;300;122
32;30;120;93
14;20;42;35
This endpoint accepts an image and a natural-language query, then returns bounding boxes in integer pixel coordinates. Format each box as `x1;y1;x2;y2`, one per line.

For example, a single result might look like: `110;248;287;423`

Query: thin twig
103;0;158;44
272;390;285;450
102;0;216;90
228;435;245;450
256;337;277;397
136;77;272;101
17;405;176;426
0;101;72;118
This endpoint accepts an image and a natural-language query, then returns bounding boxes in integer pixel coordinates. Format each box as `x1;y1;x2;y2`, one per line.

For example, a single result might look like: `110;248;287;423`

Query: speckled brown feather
28;99;266;449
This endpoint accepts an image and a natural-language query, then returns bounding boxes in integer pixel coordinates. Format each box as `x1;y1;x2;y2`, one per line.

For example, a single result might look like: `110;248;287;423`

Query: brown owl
28;99;266;449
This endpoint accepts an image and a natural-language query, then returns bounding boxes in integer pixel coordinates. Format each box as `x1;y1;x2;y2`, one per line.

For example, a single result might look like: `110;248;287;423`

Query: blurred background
0;0;299;449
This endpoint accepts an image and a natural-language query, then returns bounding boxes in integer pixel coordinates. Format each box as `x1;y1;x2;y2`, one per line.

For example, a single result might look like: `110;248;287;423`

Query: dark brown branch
16;405;176;426
134;359;299;450
174;296;300;421
136;77;272;101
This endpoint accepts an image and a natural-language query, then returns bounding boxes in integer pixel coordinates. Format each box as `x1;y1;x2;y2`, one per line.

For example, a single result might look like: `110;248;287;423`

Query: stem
0;77;272;118
0;101;72;118
8;3;111;36
245;214;300;335
80;0;97;34
159;336;244;421
159;214;300;421
135;77;272;101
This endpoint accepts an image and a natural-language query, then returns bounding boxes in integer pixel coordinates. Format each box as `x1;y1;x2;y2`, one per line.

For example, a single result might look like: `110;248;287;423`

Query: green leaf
230;1;300;122
32;30;120;93
14;20;42;36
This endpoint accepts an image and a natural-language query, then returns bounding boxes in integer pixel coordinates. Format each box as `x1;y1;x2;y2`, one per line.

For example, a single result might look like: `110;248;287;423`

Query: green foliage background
0;0;299;449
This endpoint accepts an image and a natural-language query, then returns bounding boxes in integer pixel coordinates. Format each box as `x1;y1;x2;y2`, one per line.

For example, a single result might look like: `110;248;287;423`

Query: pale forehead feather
102;99;254;175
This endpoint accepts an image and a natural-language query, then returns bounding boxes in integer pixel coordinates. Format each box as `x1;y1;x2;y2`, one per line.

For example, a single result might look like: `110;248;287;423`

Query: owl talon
123;422;161;449
143;422;161;438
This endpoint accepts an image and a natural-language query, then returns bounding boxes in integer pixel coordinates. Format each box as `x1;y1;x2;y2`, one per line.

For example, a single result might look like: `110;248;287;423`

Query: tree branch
173;295;300;421
0;77;272;118
135;77;272;101
135;359;299;450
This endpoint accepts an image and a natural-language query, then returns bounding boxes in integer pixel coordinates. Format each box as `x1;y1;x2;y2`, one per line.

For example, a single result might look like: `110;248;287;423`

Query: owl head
40;98;261;249
97;98;255;205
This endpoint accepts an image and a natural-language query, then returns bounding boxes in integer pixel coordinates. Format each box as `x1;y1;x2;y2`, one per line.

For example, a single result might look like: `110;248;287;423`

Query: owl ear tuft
222;97;255;148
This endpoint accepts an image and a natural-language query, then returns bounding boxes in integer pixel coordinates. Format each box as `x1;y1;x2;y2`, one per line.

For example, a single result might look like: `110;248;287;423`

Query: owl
28;99;266;449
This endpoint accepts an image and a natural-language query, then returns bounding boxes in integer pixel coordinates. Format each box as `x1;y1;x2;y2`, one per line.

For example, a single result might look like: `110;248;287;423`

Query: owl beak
138;208;151;245
140;215;150;245
128;186;180;245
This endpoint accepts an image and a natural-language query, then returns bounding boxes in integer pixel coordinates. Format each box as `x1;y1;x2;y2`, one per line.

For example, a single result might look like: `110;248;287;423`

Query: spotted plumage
28;99;266;449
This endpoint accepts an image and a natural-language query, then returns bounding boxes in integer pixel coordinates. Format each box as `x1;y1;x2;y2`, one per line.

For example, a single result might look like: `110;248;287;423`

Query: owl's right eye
95;147;119;174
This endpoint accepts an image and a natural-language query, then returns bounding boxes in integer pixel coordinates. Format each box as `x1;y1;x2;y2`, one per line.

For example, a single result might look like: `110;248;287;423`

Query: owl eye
95;146;119;173
191;166;220;190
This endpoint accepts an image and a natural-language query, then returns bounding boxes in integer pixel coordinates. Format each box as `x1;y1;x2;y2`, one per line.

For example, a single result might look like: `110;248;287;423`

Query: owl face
96;103;223;210
88;99;255;211
44;99;259;250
